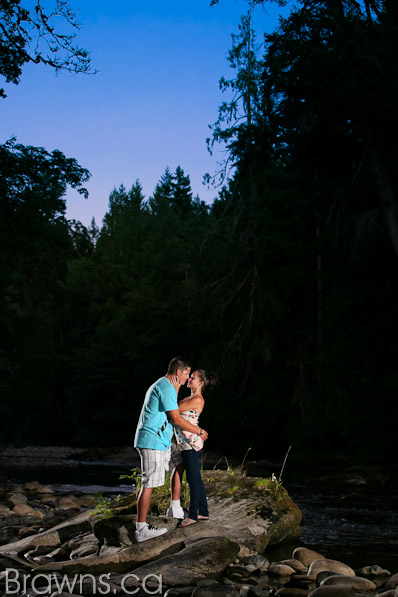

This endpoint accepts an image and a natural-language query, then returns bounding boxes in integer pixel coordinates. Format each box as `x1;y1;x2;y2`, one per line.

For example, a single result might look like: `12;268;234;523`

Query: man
134;356;209;542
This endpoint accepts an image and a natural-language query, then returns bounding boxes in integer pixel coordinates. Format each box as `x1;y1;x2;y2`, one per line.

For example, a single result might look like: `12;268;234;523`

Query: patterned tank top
174;409;204;452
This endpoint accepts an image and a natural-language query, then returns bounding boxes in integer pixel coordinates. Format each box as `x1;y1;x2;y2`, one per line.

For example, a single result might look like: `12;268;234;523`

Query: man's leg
134;448;167;541
136;486;154;523
170;461;184;500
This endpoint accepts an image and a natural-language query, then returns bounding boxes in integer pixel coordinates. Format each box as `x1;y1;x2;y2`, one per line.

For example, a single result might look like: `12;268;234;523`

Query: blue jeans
181;448;209;520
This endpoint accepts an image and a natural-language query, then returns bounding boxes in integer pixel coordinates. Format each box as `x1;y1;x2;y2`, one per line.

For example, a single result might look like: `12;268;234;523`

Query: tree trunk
370;149;398;259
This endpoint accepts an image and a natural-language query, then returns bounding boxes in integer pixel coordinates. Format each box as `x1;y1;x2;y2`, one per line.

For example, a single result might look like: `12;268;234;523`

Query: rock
18;526;40;539
56;496;81;511
192;586;240;596
68;532;99;559
321;574;377;591
385;573;398;589
75;496;96;508
13;504;44;518
164;589;197;597
279;559;308;573
49;594;84;597
0;511;92;556
269;563;296;576
25;544;58;562
98;545;123;556
287;574;316;589
308;587;356;596
358;564;391;577
308;559;355;577
275;589;311;596
315;571;337;585
375;591;396;596
293;548;326;568
39;546;69;562
0;505;12;517
201;470;302;556
6;493;28;507
224;563;251;580
114;536;240;588
24;481;41;492
37;486;55;495
242;555;270;573
93;515;136;547
40;496;57;506
240;585;270;597
41;511;71;528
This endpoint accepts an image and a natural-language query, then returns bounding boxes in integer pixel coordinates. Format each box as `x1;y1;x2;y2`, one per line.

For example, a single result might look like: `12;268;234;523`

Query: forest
1;0;397;464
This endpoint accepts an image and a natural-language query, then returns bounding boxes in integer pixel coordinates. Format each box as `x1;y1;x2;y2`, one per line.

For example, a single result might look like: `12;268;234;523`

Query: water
263;477;398;573
2;459;397;572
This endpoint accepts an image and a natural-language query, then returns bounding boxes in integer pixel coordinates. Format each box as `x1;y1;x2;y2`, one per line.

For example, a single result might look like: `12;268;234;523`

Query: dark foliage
1;0;397;464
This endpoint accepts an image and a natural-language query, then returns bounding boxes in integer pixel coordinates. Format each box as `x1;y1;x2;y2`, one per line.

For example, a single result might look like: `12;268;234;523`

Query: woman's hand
170;374;179;391
199;428;208;441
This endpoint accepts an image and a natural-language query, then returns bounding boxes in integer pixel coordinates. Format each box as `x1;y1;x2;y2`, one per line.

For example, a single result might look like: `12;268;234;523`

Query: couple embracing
134;357;216;543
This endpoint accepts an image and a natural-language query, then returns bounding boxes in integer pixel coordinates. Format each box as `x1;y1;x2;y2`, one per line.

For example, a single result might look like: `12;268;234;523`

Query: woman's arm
168;408;208;440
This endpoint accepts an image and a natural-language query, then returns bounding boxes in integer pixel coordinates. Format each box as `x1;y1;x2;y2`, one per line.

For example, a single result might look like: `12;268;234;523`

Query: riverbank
1;446;397;573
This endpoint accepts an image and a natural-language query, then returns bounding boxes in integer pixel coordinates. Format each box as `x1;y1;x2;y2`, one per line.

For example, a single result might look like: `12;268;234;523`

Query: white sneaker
134;524;167;543
166;504;185;519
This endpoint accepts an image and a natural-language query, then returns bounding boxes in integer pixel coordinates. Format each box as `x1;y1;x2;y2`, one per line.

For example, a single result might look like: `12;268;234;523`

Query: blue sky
0;0;288;226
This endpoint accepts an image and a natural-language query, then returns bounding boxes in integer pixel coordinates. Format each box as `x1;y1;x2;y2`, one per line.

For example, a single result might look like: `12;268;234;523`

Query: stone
68;532;99;559
269;563;296;576
240;585;270;596
163;589;196;597
0;505;12;517
56;496;81;511
93;515;136;547
75;495;96;508
24;481;41;492
308;559;355;577
275;589;311;596
6;493;28;507
0;511;92;556
242;555;270;573
293;548;326;568
321;574;377;591
18;526;40;539
40;496;57;506
114;536;240;588
13;504;44;518
192;586;240;596
37;486;55;495
358;564;391;577
385;573;398;589
315;571;337;585
279;559;308;573
308;587;356;596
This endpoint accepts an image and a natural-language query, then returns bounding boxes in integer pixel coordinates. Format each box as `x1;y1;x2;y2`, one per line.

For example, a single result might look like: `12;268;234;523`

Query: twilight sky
0;0;287;226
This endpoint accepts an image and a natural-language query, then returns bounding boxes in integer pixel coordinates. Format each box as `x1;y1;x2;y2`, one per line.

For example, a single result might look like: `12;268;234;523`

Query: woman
174;369;216;527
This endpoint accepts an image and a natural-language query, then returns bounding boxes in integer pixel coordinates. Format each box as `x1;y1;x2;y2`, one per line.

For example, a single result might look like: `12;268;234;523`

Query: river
1;455;397;574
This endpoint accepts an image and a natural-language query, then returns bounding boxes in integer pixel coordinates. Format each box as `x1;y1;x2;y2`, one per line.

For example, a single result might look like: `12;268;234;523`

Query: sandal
197;515;209;520
179;518;197;527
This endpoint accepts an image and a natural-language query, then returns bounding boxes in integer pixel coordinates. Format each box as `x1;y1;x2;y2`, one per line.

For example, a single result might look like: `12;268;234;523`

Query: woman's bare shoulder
179;395;205;412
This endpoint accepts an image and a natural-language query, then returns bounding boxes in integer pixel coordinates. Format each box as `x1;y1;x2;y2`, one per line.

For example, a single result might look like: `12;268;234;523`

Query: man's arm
168;409;208;441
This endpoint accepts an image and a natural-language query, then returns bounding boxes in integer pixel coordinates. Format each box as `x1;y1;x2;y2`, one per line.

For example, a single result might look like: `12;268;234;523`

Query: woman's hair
196;369;217;392
167;356;191;375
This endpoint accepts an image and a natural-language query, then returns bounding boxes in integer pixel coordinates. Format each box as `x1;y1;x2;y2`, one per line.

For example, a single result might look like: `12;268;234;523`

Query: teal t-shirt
134;377;178;450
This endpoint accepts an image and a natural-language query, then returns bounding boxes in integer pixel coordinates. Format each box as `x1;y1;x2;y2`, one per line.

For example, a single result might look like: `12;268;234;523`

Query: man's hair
167;356;191;375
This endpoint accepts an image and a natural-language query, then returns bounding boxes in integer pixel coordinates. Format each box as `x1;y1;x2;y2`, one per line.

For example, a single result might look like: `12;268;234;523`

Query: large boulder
112;536;240;589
